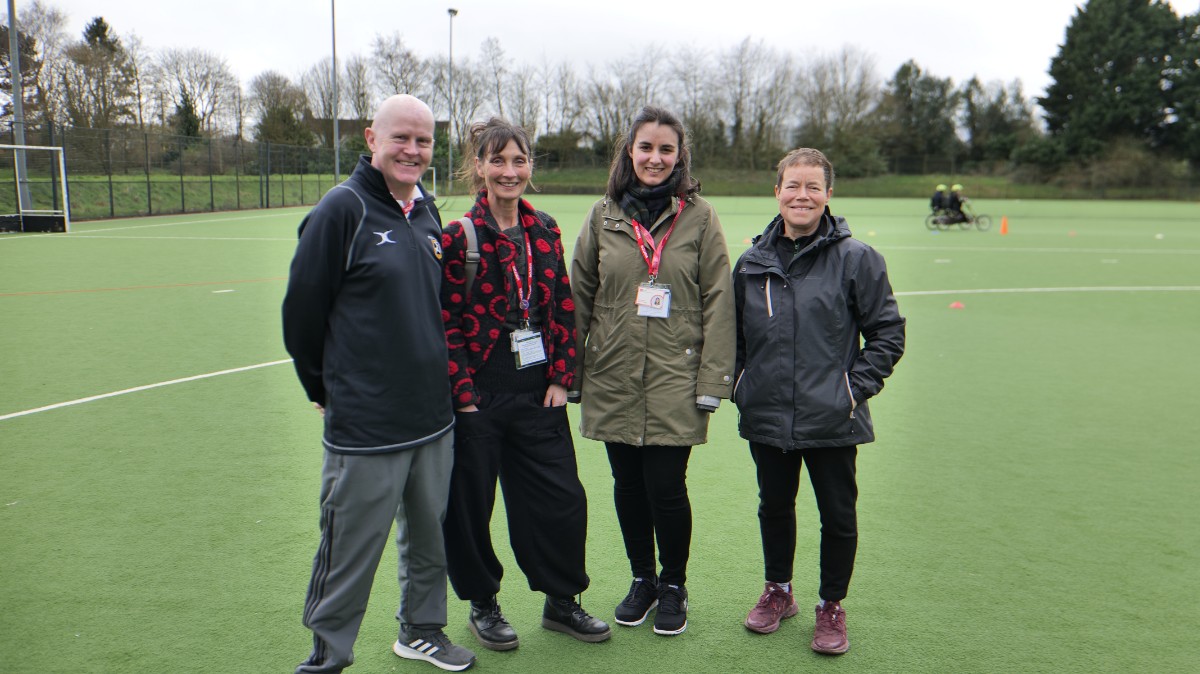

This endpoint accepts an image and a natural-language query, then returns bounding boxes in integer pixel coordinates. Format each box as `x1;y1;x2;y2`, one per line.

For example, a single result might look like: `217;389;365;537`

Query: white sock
778;582;791;592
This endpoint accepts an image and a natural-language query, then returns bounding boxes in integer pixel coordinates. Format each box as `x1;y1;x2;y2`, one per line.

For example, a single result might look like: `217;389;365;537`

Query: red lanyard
508;229;535;325
631;199;685;283
400;199;415;218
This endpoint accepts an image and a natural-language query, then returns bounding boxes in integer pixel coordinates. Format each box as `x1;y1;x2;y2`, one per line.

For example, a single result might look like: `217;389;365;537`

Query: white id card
635;282;671;318
512;329;548;369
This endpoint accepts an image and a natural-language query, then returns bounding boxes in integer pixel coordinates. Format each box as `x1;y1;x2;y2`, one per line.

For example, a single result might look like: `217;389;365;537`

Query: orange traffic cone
1000;216;1009;235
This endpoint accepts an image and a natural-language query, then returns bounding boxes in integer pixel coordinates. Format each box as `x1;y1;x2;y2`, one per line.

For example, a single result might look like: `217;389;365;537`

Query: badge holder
635;281;671;318
511;309;547;369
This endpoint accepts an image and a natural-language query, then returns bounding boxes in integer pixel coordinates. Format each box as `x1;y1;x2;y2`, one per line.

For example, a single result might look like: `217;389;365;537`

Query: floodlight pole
447;8;458;195
331;0;340;183
7;0;32;211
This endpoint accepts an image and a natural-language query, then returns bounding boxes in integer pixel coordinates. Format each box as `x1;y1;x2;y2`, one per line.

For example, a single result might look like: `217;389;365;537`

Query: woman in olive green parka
569;106;735;637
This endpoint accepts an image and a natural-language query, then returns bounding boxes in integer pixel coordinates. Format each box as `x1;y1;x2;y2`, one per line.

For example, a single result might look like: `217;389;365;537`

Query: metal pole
447;8;457;195
7;0;32;213
235;139;242;210
208;138;215;211
144;133;152;215
57;144;70;231
331;0;340;183
178;137;185;213
106;129;115;218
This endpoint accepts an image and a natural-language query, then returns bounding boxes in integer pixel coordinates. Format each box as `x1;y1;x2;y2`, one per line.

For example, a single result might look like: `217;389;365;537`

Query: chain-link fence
1;126;354;221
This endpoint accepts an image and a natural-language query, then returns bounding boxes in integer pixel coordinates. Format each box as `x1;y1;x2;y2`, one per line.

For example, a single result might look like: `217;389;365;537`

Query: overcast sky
33;0;1195;112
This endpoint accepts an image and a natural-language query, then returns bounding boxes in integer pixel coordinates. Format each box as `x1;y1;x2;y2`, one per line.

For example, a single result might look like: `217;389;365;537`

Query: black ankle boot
469;596;518;651
542;595;612;643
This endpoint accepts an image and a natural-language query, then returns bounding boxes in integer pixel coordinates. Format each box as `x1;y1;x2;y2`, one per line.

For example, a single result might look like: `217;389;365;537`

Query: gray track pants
296;431;454;673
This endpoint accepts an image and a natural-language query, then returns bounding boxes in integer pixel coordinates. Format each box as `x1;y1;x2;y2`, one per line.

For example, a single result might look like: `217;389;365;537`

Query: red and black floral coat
440;194;578;408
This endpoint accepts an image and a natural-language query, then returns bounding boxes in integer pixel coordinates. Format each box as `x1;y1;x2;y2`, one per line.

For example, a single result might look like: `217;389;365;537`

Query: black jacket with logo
732;210;905;449
283;155;453;453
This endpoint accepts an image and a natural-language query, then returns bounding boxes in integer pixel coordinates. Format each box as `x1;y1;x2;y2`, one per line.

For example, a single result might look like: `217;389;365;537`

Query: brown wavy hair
456;117;534;193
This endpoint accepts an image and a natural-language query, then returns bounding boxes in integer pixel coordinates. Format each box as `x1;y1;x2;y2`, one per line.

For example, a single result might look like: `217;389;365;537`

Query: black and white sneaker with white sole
653;584;688;636
393;629;476;671
614;577;658;626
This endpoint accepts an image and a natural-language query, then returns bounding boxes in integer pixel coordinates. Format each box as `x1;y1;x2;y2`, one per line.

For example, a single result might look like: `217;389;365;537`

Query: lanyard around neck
631;199;685;283
507;228;535;325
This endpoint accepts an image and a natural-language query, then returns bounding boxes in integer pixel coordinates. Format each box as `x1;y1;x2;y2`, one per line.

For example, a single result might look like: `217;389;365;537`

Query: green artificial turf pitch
2;195;1198;673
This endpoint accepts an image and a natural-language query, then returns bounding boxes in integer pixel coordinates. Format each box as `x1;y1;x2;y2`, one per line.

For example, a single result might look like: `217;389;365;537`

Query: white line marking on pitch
78;211;307;233
880;245;1200;255
213;290;235;294
895;286;1200;297
0;359;293;422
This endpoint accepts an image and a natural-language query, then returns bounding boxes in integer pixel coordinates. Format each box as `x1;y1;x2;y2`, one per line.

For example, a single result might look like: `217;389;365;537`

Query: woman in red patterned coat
439;117;610;652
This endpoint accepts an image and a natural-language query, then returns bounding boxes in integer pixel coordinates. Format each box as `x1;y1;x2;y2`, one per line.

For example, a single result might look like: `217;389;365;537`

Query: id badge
635;282;671;318
512;329;548;369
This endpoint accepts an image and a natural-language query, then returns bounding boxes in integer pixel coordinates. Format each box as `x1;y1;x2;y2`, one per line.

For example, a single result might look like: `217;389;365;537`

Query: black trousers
443;390;590;601
604;443;693;586
750;442;858;602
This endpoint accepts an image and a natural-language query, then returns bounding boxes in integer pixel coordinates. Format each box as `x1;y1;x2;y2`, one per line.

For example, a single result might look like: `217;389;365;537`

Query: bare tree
539;60;582;136
581;49;666;151
301;57;337;121
156;47;238;133
342;54;373;120
249;70;307;119
797;46;880;141
480;36;506;118
428;55;485;152
505;65;541;134
123;33;151;129
717;38;793;169
12;0;68;128
371;32;429;100
668;45;726;165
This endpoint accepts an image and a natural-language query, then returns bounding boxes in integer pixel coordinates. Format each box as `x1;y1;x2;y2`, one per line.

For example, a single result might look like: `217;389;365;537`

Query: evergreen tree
1165;11;1200;163
1039;0;1179;158
173;88;201;139
875;60;962;172
0;26;42;124
60;16;137;128
253;107;314;146
248;71;314;146
960;77;1038;164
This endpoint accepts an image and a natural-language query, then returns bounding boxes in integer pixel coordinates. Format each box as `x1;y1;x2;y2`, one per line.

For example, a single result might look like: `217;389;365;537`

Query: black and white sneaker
614;576;658;626
393;629;476;671
653;584;688;636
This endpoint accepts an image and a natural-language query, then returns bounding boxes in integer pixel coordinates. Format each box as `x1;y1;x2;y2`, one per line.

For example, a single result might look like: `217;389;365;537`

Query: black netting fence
1;126;353;220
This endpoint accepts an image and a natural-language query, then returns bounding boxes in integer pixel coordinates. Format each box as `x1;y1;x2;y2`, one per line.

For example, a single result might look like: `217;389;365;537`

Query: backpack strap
458;218;480;295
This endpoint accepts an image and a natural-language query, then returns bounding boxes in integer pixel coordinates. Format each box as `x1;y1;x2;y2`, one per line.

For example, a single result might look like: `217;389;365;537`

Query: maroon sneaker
744;582;798;634
811;601;850;654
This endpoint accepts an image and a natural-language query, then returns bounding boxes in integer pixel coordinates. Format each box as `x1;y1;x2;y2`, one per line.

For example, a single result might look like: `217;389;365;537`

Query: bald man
284;95;476;672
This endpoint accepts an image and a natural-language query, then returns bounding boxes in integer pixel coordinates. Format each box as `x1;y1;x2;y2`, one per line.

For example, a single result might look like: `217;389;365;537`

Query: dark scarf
620;172;681;227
